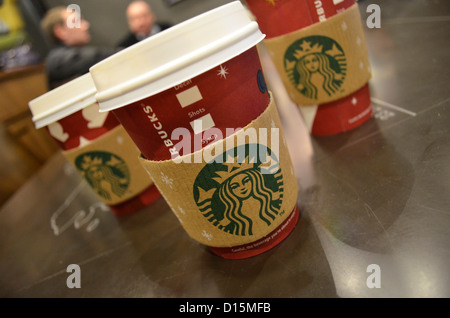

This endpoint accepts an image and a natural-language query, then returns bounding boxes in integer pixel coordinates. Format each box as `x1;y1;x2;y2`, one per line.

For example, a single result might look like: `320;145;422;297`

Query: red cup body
310;83;372;135
246;0;372;135
46;107;120;150
246;0;355;39
46;105;160;216
110;46;299;258
112;46;270;161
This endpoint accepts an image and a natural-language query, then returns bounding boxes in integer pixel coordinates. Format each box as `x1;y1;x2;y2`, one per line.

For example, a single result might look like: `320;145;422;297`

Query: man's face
56;11;91;46
127;3;155;36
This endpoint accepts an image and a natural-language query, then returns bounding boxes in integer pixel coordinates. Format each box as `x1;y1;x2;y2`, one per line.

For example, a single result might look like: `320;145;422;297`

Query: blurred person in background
117;0;171;48
41;6;119;88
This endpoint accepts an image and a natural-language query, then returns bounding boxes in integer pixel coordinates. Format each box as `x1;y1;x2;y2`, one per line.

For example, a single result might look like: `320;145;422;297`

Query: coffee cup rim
29;73;97;129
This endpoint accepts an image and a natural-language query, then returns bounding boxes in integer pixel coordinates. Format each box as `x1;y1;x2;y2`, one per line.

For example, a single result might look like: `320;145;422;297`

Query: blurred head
126;1;155;37
41;6;91;46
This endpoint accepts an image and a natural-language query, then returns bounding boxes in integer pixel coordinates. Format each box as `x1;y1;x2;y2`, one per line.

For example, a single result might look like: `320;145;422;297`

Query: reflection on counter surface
0;0;449;298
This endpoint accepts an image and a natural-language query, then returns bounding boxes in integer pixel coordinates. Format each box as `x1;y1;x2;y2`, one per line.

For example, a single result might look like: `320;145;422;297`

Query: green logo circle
75;151;130;201
284;35;346;100
193;144;284;237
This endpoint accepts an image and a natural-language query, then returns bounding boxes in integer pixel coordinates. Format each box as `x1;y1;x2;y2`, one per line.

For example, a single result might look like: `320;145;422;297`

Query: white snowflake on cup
201;230;213;241
161;172;174;189
217;65;229;79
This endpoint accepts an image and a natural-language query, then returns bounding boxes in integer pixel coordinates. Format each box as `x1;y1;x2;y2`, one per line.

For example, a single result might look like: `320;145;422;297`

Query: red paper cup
246;0;372;135
29;74;160;216
90;1;299;259
109;46;270;161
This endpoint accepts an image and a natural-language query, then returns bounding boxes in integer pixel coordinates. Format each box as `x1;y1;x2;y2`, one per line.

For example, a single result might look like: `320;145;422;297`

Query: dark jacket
45;44;120;88
117;22;172;48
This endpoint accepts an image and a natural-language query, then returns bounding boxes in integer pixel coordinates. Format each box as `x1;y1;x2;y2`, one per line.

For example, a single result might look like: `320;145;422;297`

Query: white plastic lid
29;73;97;129
90;1;265;112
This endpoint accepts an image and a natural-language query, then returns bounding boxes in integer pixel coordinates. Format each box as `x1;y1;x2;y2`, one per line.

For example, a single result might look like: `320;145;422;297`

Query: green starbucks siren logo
284;35;346;100
75;151;130;201
193;144;284;237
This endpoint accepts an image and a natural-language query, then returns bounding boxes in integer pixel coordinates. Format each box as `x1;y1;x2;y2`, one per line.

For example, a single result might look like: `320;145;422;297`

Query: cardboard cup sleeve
62;125;154;206
138;93;299;248
263;3;372;106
